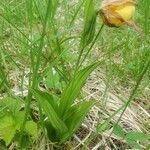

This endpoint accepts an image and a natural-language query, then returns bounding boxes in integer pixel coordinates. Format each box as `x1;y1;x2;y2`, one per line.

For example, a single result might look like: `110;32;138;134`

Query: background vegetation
0;0;149;149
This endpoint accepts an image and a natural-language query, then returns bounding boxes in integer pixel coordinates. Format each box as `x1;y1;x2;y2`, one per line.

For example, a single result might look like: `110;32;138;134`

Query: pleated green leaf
32;89;68;134
81;0;96;47
61;100;95;143
59;61;101;118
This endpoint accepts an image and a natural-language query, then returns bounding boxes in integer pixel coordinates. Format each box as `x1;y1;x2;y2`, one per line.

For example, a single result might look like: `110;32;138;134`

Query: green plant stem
75;23;104;74
75;46;85;73
79;23;104;67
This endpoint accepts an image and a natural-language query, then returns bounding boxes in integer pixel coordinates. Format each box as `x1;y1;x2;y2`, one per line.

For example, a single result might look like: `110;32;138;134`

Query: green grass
0;0;150;149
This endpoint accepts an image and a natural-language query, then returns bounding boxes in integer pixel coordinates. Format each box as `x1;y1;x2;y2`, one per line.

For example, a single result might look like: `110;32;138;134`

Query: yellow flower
100;0;136;27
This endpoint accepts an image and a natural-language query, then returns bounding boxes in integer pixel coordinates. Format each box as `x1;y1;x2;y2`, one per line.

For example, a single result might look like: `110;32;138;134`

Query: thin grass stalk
82;104;125;149
69;0;85;27
19;0;51;147
103;53;150;148
0;12;33;45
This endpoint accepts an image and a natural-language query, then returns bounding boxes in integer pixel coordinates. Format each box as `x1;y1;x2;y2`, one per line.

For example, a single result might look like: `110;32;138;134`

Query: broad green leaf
113;124;125;138
0;97;37;145
59;61;101;117
12;110;37;139
126;138;142;150
0;115;16;145
25;121;38;139
0;111;36;145
15;111;25;129
49;0;58;19
0;97;23;115
32;90;59;111
81;0;96;47
66;101;95;132
44;120;69;142
61;100;95;143
125;131;149;142
96;121;111;134
32;89;68;134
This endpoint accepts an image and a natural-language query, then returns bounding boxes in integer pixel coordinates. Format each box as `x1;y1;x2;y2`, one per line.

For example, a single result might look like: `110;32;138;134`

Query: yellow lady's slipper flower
100;0;136;27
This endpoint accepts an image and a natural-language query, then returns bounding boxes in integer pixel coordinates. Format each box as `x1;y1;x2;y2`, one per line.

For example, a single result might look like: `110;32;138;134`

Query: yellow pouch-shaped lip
100;0;136;27
115;4;135;21
100;10;124;27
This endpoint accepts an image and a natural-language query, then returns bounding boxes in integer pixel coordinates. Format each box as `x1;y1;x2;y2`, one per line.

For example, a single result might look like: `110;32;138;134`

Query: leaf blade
113;124;125;138
125;131;149;142
81;0;96;47
61;100;95;143
59;61;101;118
32;89;68;134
